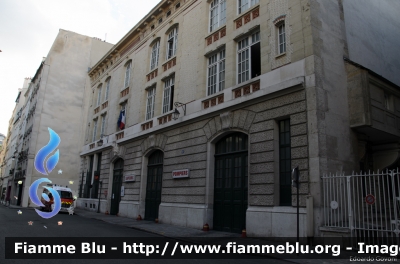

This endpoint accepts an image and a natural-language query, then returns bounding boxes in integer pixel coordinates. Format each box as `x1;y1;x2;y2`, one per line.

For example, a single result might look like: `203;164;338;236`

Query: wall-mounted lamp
97;134;109;147
18;181;22;185
173;102;187;120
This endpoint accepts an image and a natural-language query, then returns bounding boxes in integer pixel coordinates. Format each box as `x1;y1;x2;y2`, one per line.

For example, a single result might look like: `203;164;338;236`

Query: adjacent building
1;78;31;204
1;30;113;207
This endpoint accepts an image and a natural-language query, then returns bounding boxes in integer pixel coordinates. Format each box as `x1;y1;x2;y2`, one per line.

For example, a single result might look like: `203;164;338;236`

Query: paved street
0;205;288;264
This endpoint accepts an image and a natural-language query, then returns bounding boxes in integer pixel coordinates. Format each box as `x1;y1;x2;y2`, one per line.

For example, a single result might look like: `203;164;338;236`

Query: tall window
237;32;261;84
279;119;291;206
104;78;110;101
238;0;259;14
209;0;226;32
91;153;102;199
207;49;225;95
92;120;97;142
84;155;94;198
100;115;106;136
166;27;178;60
278;22;286;54
150;41;160;71
96;85;102;106
124;61;132;88
146;87;156;120
162;77;174;114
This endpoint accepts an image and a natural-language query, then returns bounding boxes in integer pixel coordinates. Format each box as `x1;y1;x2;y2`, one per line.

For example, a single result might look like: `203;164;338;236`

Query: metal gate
322;170;400;246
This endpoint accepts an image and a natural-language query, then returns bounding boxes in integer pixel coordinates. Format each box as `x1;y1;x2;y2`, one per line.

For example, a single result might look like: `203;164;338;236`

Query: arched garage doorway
213;132;248;233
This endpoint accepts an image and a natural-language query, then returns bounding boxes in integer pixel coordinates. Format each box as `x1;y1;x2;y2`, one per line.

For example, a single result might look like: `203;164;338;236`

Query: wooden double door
213;133;248;233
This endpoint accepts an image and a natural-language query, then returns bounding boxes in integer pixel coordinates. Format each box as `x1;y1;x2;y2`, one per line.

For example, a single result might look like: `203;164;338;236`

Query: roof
344;57;400;90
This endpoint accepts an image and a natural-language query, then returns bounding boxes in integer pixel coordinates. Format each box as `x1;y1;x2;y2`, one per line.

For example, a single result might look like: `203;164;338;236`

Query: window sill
120;87;130;97
119;97;128;105
146;68;159;82
206;25;226;40
234;4;260;29
101;101;108;110
236;75;261;89
162;57;177;72
275;52;286;59
205;26;227;46
163;56;177;65
146;67;158;76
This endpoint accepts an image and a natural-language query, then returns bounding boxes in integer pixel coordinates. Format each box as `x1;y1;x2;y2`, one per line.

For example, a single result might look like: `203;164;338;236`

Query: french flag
117;110;125;130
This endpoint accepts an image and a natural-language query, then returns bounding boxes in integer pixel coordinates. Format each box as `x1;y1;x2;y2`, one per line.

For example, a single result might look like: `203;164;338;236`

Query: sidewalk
1;203;35;209
73;207;237;238
73;208;379;264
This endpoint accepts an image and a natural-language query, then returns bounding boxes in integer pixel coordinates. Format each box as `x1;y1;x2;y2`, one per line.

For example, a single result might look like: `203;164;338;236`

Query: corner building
79;0;400;237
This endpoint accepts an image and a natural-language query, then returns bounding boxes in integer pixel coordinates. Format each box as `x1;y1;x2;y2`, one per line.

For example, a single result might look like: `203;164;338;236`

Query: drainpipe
306;194;314;243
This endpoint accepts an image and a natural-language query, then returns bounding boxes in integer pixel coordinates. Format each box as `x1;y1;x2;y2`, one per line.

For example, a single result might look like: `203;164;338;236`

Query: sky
0;0;161;136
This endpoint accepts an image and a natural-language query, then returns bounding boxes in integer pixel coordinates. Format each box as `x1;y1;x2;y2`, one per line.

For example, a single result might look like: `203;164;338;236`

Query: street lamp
172;102;187;120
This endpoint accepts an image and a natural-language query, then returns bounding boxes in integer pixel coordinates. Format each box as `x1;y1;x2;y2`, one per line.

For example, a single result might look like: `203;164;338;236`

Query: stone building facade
0;78;30;205
78;0;400;238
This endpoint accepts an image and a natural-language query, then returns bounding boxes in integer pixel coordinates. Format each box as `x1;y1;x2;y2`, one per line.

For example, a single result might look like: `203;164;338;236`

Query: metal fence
322;170;400;245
